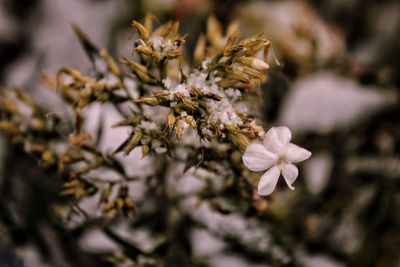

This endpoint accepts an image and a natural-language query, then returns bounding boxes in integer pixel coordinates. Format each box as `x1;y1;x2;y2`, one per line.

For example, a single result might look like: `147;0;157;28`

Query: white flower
242;126;311;195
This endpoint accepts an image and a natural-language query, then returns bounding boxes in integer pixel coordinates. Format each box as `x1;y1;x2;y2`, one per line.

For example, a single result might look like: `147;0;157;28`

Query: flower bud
251;58;269;70
228;132;250;152
135;97;159;106
194;34;206;65
175;119;183;141
185;115;197;131
207;15;223;49
121;57;149;81
112;117;141;128
141;144;150;158
131;20;149;40
134;45;153;56
166;112;176;134
124;131;143;155
100;49;122;77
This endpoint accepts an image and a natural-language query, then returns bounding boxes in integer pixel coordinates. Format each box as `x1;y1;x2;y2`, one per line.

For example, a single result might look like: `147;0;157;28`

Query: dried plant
0;14;311;266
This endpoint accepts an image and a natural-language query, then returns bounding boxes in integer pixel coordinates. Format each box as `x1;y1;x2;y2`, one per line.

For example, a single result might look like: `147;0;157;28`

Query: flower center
277;155;286;169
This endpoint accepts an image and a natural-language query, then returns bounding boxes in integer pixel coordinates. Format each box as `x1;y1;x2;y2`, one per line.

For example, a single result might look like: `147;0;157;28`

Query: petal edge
257;166;281;195
264;126;292;154
282;163;298;190
285;143;312;163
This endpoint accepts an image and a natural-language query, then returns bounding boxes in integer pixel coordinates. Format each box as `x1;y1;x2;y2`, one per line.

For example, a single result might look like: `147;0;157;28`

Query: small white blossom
242;126;311;195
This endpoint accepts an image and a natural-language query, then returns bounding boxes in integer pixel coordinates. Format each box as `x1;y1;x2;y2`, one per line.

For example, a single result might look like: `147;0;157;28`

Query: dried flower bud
189;87;202;97
223;44;244;57
207;15;223;49
121;57;149;81
144;12;155;33
176;95;199;110
175;119;183;141
61;178;96;200
135;97;160;106
237;57;269;70
166;49;183;59
241;66;266;81
228;132;250;152
112;117;141;128
100;49;122;77
134;45;153;56
194;34;206;65
185;115;197;131
154;91;170;102
124;131;143;155
141;144;150;158
226;20;240;37
166;112;176;134
131;20;149;40
241;37;270;55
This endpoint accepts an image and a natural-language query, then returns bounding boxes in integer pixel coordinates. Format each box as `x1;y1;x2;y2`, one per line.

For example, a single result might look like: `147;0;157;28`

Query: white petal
285;143;312;163
282;163;299;190
243;141;278;172
257;166;281;195
263;126;292;154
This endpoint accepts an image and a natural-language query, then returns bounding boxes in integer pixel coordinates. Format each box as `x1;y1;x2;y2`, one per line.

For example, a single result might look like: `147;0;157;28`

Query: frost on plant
0;14;310;265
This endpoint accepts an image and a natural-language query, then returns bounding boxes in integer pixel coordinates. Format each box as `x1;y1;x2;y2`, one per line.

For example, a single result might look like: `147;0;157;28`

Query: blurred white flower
242;126;311;195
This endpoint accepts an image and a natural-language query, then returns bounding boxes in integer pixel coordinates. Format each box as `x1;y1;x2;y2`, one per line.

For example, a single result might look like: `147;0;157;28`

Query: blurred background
0;0;399;266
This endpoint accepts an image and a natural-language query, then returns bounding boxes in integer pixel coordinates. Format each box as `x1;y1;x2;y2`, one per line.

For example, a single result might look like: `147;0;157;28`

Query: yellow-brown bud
112;117;141;128
175;119;183;141
166;112;176;134
124;131;142;155
185;115;197;131
194;34;206;65
135;97;159;106
131;20;149;40
100;49;122;77
141;144;150;158
121;57;149;81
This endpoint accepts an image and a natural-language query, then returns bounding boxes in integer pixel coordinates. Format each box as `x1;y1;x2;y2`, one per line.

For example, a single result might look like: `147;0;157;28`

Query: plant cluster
0;14;310;266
